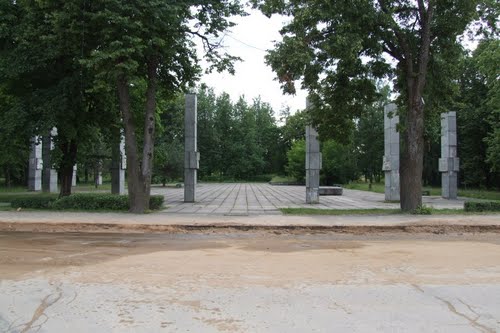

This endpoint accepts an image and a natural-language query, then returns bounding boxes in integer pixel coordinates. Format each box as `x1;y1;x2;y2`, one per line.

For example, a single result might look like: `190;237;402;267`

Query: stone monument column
382;103;400;201
72;164;77;187
42;128;58;193
28;136;43;191
305;125;321;204
305;98;321;204
439;112;459;199
184;93;199;203
111;130;126;195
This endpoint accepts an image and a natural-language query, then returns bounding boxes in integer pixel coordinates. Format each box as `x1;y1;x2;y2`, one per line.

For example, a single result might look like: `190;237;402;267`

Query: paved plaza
152;183;466;216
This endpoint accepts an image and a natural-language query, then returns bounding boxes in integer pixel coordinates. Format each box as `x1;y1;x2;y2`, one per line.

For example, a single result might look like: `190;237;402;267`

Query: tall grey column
42;128;58;193
439;112;459;199
72;164;77;186
305;97;321;204
184;94;199;203
28;136;43;191
305;125;321;204
382;103;400;201
111;131;126;195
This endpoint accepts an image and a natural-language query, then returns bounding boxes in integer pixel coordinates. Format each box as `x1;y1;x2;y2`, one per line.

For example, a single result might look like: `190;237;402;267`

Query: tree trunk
140;58;159;211
400;92;425;211
398;0;433;211
59;140;78;197
117;74;147;213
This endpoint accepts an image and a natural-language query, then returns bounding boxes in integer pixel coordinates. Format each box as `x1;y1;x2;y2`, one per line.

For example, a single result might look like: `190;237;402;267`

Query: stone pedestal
42;128;58;193
184;94;199;203
382;103;400;201
111;131;126;195
28;136;42;191
305;125;321;204
440;112;459;199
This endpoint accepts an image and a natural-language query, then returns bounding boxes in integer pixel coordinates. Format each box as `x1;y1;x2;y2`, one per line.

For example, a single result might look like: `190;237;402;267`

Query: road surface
1;231;500;332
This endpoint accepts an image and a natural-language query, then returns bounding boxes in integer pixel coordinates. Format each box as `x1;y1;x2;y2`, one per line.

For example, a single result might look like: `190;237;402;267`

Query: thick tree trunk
400;94;425;210
117;75;147;213
140;58;159;211
397;0;433;211
59;140;78;197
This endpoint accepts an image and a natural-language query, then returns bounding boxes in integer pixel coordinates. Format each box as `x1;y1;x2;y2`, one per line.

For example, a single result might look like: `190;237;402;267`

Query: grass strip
280;208;499;215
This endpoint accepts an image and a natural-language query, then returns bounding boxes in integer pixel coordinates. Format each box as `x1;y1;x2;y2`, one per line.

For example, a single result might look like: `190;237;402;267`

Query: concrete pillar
111;130;126;195
305;98;321;204
382;103;400;201
184;94;199;203
439;112;459;199
42;128;58;193
305;125;321;204
96;171;103;186
28;136;42;191
72;164;77;186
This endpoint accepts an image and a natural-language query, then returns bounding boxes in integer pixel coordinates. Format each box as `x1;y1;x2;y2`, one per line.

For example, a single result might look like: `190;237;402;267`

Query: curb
1;222;500;234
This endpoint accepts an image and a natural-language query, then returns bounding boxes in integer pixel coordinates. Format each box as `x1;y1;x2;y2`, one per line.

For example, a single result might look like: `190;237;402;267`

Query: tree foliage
254;0;498;210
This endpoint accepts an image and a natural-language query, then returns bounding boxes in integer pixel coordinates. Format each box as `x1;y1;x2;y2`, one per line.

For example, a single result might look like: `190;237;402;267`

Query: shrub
52;193;129;210
464;201;500;212
10;194;58;209
149;195;164;210
8;193;165;211
411;205;432;215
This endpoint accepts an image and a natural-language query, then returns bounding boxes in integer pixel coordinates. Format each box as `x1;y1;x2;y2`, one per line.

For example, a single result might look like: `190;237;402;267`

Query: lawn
344;181;500;201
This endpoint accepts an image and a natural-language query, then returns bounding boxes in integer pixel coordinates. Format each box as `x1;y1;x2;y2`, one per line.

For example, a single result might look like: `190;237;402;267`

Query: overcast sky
197;9;308;115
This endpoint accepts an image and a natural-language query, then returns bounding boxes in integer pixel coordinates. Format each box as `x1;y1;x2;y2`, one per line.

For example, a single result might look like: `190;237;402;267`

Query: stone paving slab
152;183;467;216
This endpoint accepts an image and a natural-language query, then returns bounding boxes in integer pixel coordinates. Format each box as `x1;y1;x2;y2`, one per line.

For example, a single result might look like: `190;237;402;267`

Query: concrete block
382;156;391;171
184;151;200;169
319;186;343;196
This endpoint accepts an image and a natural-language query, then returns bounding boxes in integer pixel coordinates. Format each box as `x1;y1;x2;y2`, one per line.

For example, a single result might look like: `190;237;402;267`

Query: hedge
11;193;164;211
10;195;58;209
464;201;500;212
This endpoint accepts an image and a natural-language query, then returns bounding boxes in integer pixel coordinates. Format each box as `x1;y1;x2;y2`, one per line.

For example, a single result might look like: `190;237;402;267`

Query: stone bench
319;186;343;196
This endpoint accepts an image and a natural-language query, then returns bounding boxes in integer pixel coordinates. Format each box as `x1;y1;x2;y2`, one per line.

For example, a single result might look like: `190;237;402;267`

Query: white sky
197;9;308;115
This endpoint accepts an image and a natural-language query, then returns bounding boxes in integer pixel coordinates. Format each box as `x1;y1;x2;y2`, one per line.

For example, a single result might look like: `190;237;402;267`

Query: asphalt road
1;231;500;332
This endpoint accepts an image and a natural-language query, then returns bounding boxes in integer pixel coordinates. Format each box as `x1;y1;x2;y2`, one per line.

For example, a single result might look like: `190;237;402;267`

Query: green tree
285;139;305;182
355;84;389;184
85;1;244;212
322;140;358;185
0;0;113;196
456;39;500;188
476;39;500;175
255;0;498;210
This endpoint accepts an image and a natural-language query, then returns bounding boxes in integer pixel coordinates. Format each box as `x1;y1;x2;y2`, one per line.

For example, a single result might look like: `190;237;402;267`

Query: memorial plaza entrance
152;183;465;216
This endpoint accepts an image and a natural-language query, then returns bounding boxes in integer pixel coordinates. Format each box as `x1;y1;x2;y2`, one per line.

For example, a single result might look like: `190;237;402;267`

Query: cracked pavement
1;231;500;332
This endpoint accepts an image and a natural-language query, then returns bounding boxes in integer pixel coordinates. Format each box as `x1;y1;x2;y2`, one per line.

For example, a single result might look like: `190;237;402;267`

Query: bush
52;193;165;211
52;193;129;210
464;201;500;212
149;195;164;210
411;205;432;215
10;194;58;209
11;193;164;211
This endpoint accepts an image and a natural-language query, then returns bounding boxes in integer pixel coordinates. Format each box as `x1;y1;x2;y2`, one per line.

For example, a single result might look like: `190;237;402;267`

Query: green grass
344;182;385;193
281;208;402;215
345;181;500;201
270;175;300;183
280;207;499;215
458;189;500;201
